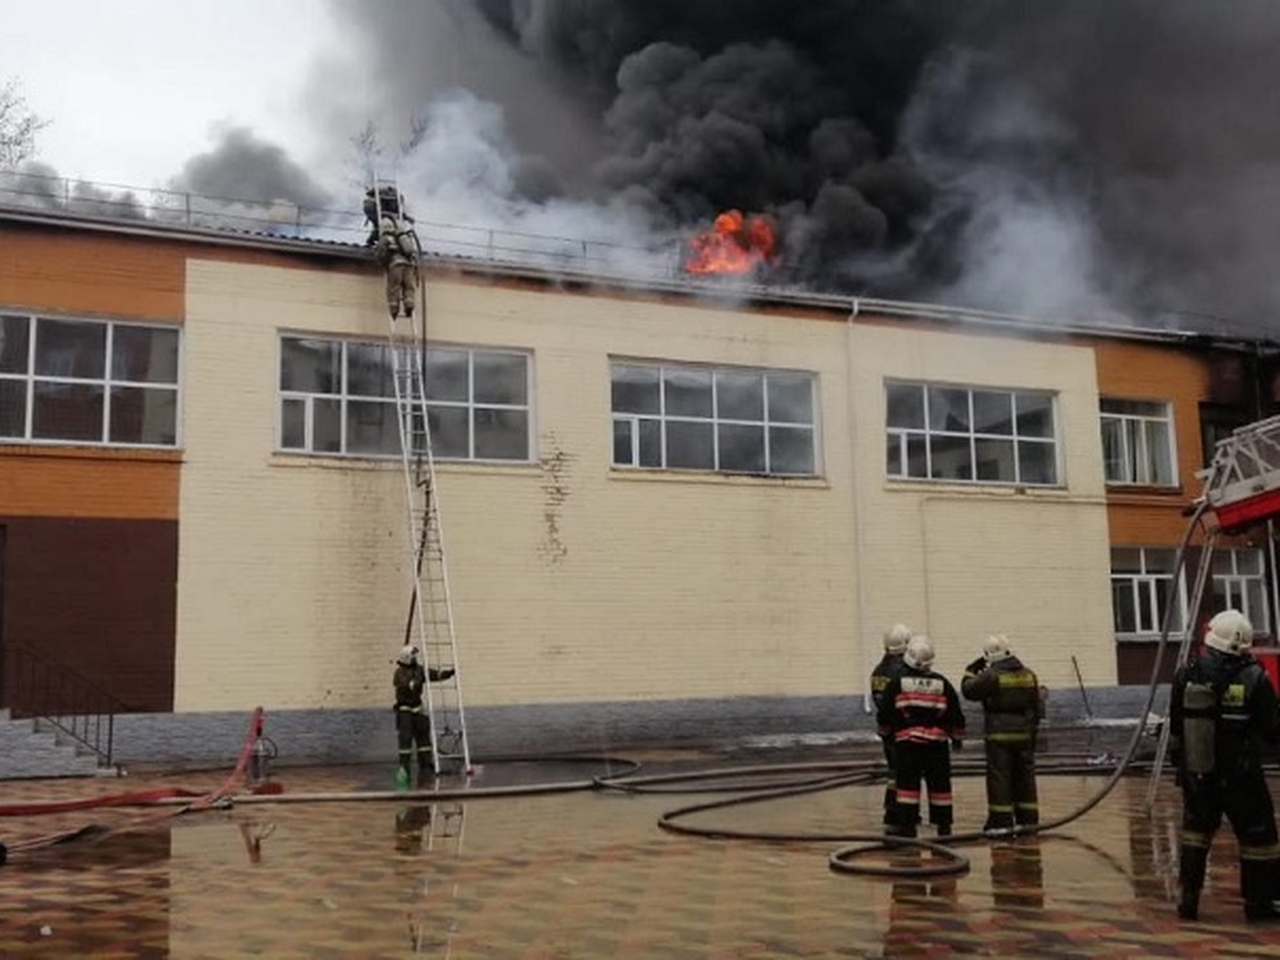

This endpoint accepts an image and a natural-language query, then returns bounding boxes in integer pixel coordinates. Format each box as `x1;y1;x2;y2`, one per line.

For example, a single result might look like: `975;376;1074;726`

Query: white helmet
397;644;420;666
904;635;935;670
983;634;1013;664
883;623;912;655
1205;609;1253;655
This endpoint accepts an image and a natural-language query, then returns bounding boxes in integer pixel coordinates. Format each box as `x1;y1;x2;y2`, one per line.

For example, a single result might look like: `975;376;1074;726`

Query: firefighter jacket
961;655;1043;743
877;664;966;746
870;652;906;713
1170;648;1280;776
377;215;420;268
393;662;453;711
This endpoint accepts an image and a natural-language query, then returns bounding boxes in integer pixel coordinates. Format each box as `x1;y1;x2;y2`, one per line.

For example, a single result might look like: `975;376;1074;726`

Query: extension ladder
373;178;473;776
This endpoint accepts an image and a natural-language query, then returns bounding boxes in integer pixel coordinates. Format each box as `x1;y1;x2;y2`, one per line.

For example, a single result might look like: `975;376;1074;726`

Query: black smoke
314;0;1280;333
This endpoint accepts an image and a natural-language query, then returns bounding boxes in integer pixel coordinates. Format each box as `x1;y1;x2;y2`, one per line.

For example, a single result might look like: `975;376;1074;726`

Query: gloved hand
951;739;964;753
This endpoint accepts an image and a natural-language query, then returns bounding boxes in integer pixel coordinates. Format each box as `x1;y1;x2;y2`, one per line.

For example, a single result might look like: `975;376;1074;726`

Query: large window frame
0;313;181;448
885;381;1059;486
1212;548;1271;636
1111;547;1187;640
610;360;819;477
1100;398;1176;487
278;336;532;462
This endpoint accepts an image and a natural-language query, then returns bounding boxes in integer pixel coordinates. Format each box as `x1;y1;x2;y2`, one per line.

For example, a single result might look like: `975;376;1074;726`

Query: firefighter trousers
1180;767;1280;913
879;735;897;825
890;740;953;836
982;737;1039;830
396;707;433;774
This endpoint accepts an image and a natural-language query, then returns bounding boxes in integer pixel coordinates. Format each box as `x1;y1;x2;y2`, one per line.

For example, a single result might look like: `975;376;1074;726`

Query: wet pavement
1;737;1279;958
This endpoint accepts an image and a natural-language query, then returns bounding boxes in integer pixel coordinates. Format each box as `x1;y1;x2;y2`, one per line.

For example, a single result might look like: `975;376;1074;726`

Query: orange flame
685;209;778;275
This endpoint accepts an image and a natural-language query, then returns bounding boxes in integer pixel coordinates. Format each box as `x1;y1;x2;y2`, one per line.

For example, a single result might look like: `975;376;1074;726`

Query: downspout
846;299;878;714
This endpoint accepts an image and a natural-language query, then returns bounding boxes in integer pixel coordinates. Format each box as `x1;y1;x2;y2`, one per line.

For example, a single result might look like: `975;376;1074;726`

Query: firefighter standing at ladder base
962;634;1043;832
394;644;455;788
871;623;913;826
1170;609;1280;922
876;635;966;838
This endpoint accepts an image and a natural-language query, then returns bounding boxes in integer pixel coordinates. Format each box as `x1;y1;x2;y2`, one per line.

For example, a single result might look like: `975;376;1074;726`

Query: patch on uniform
901;676;944;696
1222;684;1246;707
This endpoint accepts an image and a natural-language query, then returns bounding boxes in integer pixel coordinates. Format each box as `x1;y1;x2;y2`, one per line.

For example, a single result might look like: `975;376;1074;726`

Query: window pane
1246;580;1268;631
0;379;25;436
1101;418;1127;482
928;387;969;431
1018;440;1057;484
768;373;813;424
638;418;662;467
1102;398;1166;417
1113;581;1136;632
281;398;305;449
347;343;394;398
770;426;814;474
1143;420;1173;484
886;433;902;476
281;337;341;393
313;398;341;453
0;315;30;374
907;434;928;478
1211;551;1233;576
32;381;103;440
427;405;469;458
109;386;176;444
974;437;1016;481
612;365;660;415
716;370;763;421
613;419;633;465
1112;548;1143;574
112;326;179;384
1145;549;1178;573
347;399;400;455
1153;578;1183;633
718;423;765;473
474;353;527;406
1238;550;1263;575
666;420;714;469
972;391;1013;435
35;319;105;379
475;408;528;460
425;349;469;402
929;434;971;480
1016;394;1054;438
665;368;713;418
886;383;924;429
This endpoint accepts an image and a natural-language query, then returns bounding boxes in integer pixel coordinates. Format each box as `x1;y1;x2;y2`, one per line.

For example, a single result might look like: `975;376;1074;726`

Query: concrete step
0;712;105;779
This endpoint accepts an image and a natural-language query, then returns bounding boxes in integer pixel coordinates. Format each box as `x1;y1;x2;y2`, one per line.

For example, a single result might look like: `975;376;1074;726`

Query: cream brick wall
177;260;1115;713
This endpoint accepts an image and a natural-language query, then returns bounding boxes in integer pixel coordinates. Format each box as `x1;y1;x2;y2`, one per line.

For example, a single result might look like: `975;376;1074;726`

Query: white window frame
277;335;533;462
1100;398;1176;487
1213;548;1271;636
1111;547;1187;640
0;313;181;448
885;381;1060;486
610;360;820;477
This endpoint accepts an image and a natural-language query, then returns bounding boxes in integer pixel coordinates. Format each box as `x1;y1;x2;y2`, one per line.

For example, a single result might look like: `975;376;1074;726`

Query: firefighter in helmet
871;623;912;825
363;186;421;320
876;635;966;838
394;644;455;786
961;634;1043;831
1170;609;1280;922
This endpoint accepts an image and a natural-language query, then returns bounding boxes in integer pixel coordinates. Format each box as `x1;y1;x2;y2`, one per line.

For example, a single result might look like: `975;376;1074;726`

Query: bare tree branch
0;78;48;169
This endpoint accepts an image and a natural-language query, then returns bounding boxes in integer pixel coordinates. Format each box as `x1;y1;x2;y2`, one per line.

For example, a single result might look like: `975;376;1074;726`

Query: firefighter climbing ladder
1145;413;1280;806
372;177;473;776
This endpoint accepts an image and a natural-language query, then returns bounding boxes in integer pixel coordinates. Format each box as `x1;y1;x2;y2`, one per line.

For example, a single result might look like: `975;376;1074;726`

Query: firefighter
394;644;455;787
376;211;421;320
1170;609;1280;922
871;623;912;825
961;634;1043;831
876;635;966;838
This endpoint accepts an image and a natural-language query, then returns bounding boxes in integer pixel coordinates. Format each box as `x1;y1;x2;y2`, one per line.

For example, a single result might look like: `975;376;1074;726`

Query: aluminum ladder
374;178;473;776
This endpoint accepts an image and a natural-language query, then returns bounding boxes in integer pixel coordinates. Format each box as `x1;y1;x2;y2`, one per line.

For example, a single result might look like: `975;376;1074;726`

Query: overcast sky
0;0;339;189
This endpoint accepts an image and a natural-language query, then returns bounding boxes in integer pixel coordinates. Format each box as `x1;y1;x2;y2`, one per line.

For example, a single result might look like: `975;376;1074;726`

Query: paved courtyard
1;738;1279;958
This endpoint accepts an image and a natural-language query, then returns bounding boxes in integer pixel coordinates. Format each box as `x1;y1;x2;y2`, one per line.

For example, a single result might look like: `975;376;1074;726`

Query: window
279;337;531;461
0;314;179;446
610;362;817;476
1101;398;1175;486
1212;548;1270;635
1111;547;1186;638
885;382;1058;485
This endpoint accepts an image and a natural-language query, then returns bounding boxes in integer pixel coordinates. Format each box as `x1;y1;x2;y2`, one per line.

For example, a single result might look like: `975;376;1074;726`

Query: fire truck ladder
373;178;473;777
1145;413;1280;806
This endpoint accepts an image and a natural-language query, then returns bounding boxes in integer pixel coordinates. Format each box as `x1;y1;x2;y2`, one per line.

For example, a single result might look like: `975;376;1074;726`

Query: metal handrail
7;642;125;767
